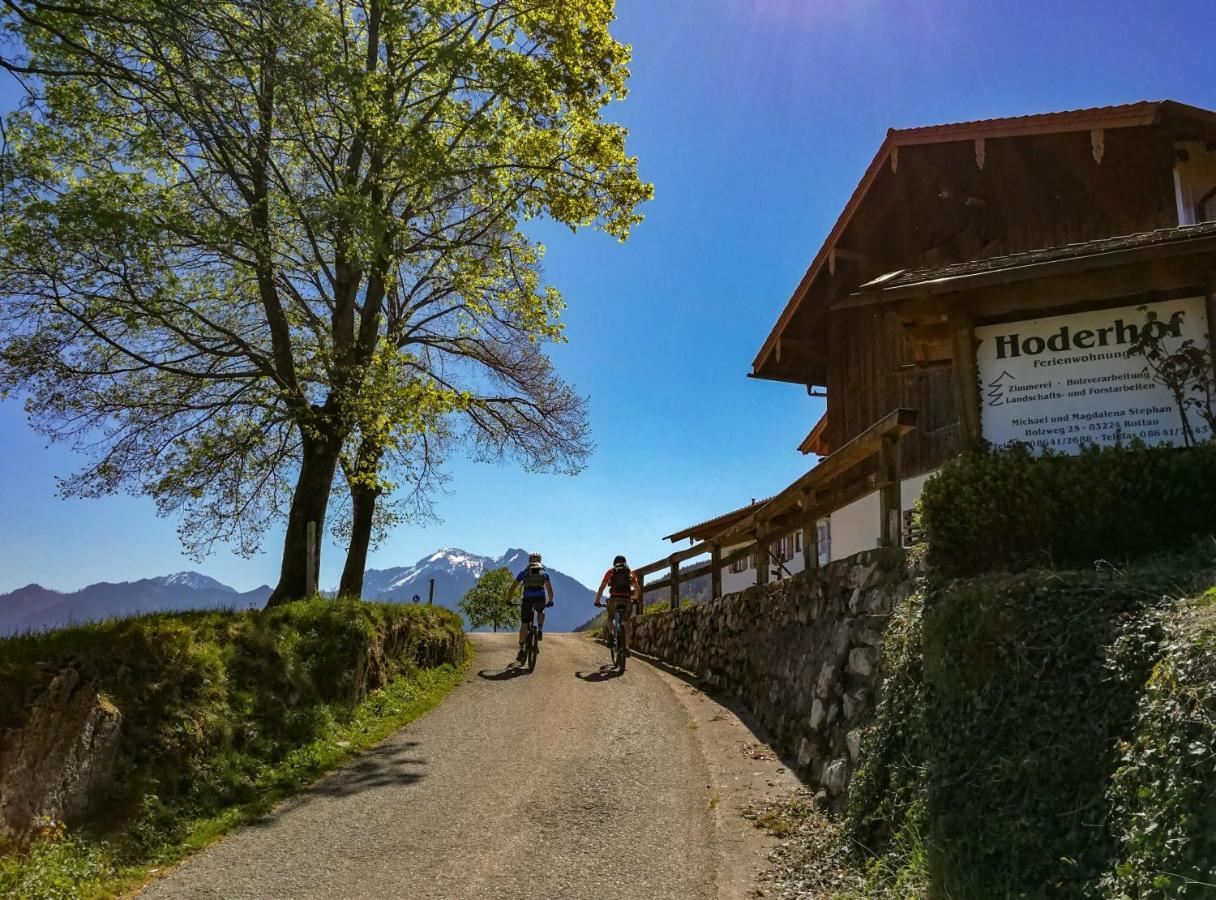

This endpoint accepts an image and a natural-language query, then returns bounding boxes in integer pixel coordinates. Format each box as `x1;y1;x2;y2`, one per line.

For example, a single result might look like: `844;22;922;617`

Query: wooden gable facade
754;101;1216;487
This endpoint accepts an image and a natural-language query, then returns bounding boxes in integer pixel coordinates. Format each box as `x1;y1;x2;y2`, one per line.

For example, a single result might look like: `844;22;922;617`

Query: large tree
0;0;650;602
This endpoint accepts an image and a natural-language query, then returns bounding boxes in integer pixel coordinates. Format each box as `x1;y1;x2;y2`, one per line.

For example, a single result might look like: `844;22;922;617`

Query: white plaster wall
782;548;806;577
828;490;882;562
901;469;939;513
721;542;754;595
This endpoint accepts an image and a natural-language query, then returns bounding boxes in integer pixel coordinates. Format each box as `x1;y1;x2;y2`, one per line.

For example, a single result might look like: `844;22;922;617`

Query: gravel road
140;633;717;900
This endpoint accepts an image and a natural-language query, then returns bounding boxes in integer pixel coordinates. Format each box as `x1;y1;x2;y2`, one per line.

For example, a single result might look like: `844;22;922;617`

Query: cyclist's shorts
520;596;547;625
606;596;634;622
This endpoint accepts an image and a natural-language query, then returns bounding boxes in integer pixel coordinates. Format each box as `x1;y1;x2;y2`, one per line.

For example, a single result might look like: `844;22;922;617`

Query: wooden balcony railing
633;408;917;609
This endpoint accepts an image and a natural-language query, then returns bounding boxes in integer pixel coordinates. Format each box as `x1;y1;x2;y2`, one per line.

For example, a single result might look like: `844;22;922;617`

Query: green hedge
1101;592;1216;898
920;571;1166;896
845;548;1216;898
0;601;464;841
919;442;1216;577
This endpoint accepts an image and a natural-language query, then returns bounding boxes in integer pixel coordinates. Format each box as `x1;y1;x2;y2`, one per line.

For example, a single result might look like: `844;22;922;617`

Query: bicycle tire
526;627;538;672
612;613;626;673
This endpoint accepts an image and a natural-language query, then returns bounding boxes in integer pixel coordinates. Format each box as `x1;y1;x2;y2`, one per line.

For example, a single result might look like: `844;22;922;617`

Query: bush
1102;593;1216;897
919;570;1167;896
842;547;1216;898
919;441;1216;577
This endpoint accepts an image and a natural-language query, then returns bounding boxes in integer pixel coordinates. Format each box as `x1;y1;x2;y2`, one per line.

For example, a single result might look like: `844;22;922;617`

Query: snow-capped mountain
364;548;596;632
0;574;271;636
0;549;598;637
157;572;237;593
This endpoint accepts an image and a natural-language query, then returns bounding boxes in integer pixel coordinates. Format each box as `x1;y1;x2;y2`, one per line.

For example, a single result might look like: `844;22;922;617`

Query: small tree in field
458;567;516;632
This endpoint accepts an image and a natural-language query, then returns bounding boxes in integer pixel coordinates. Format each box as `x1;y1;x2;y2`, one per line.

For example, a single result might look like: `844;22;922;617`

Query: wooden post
428;577;435;605
803;520;818;571
878;434;902;548
305;520;317;597
636;571;645;613
950;311;981;446
1205;282;1216;375
669;556;680;610
710;544;722;600
755;530;769;586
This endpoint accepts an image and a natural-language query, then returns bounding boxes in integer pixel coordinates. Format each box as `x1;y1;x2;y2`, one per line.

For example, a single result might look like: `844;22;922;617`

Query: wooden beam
802;489;819;572
1206;280;1216;372
669;557;680;610
878;435;902;547
710;545;722;601
950;312;981;446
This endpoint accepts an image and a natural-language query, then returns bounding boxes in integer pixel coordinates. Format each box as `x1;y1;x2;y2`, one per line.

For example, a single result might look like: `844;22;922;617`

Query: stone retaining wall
631;548;912;806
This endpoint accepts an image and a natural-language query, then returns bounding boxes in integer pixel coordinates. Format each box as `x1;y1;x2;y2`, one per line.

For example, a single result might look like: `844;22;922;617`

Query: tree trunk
338;481;381;599
337;440;386;600
266;429;343;607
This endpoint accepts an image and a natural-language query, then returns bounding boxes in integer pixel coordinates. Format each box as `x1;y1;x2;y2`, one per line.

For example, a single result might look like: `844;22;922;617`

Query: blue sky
2;0;1215;595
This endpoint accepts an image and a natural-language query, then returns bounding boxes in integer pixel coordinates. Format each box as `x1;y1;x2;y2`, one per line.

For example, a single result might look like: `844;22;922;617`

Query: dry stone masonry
631;548;911;806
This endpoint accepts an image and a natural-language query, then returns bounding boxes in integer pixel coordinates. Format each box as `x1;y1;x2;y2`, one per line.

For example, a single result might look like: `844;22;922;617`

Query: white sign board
975;297;1212;451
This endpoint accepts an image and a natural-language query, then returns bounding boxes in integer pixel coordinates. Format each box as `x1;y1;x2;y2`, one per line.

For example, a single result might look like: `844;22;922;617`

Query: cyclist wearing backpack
593;555;641;646
505;552;554;664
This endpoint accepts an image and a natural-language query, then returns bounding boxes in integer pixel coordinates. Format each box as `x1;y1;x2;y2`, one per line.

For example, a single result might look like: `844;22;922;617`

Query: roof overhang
839;224;1216;309
662;498;771;544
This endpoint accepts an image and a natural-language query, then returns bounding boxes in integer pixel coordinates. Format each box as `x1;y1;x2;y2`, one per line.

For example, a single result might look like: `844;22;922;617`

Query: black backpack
609;564;632;596
522;564;547;591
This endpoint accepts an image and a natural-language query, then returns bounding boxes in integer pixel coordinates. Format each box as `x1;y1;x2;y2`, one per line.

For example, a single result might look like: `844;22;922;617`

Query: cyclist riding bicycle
593;554;640;647
505;552;554;665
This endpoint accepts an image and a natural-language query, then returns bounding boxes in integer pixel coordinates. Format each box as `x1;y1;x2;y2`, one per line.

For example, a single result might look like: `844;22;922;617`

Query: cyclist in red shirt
593;554;641;647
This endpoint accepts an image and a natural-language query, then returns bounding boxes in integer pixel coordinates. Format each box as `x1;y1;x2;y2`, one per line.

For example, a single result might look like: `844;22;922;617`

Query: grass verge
0;652;468;899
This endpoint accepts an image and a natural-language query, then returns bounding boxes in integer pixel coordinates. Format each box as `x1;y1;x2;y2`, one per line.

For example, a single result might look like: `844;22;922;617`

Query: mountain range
0;573;272;636
0;548;596;636
361;548;595;632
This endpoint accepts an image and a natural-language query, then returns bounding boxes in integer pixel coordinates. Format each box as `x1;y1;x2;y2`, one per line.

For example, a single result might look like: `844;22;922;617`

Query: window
795;531;802;554
728;550;752;574
816;518;831;566
1175;142;1216;225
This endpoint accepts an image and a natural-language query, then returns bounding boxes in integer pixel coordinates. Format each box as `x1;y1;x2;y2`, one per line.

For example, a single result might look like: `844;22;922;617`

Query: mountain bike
608;601;628;673
516;599;545;672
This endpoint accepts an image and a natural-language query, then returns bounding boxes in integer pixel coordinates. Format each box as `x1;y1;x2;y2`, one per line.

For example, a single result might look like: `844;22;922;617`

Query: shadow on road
575;665;623;682
245;741;428;828
477;665;530;681
311;741;427;798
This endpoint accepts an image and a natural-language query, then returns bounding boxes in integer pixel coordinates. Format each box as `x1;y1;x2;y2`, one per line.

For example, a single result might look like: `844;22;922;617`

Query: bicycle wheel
526;627;538;672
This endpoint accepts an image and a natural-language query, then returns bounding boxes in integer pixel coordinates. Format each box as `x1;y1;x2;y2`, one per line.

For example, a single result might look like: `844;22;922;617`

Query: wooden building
638;100;1216;603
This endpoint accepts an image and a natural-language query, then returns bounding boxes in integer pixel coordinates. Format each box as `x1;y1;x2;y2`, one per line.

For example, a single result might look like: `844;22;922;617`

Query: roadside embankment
0;600;466;898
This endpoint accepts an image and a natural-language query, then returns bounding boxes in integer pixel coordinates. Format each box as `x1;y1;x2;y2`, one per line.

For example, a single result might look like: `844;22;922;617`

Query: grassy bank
0;601;468;899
